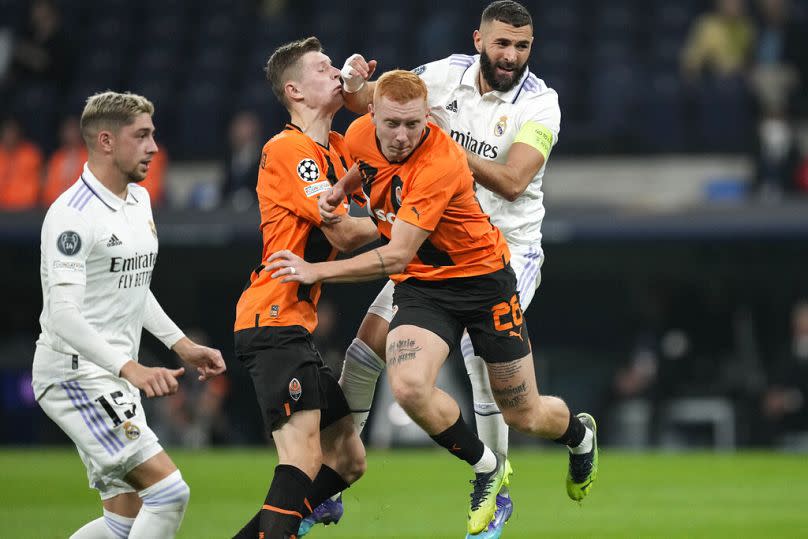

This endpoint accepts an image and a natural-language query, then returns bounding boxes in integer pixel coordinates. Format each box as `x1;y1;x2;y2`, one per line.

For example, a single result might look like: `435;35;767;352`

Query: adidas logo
106;234;122;247
445;100;458;113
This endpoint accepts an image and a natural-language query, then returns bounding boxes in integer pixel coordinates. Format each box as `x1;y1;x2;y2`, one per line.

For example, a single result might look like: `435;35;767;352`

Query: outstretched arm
266;218;429;284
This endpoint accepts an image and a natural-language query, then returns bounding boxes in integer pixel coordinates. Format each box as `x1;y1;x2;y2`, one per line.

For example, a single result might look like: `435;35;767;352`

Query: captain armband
513;121;555;161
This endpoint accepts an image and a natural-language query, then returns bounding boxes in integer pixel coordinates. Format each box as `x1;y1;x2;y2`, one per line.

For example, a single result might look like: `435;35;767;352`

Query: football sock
306;465;350;513
554;412;586;449
463;350;510;457
430;414;487;468
340;338;385;432
570;425;594;454
232;511;260;539
259;464;313;539
70;510;135;539
129;470;190;539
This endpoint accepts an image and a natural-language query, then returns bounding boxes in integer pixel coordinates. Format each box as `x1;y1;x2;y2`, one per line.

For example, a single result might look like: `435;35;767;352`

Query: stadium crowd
1;0;808;211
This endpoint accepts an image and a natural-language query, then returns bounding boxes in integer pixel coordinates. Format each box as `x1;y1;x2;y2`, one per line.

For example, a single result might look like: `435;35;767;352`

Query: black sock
307;465;350;513
554;412;586;448
259;464;313;539
232;511;260;539
430;414;485;466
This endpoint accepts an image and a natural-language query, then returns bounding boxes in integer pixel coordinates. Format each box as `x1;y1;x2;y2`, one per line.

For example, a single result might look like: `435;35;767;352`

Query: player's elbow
502;182;528;202
385;252;410;275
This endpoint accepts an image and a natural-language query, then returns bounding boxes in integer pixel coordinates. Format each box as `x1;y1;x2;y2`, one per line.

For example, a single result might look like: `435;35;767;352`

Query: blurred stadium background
1;0;808;536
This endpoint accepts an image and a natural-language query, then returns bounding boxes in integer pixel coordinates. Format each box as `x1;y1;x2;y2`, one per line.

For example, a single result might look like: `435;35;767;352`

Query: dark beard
479;50;528;93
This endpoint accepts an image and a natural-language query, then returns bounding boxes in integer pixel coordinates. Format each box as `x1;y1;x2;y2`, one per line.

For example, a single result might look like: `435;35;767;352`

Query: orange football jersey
235;124;350;333
345;114;509;282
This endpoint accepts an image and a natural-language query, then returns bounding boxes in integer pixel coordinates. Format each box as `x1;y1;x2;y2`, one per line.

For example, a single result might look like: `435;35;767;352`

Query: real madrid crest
494;116;508;137
123;421;141;441
289;378;302;401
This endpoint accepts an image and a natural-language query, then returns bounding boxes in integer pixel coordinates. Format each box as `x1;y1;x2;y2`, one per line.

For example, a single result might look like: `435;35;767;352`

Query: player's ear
97;129;114;154
368;102;375;117
285;81;302;103
473;29;483;54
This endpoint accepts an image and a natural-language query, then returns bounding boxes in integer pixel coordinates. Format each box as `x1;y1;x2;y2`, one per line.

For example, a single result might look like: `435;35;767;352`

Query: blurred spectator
760;300;808;446
8;0;71;87
139;144;168;206
5;0;73;151
0;116;42;210
147;329;232;448
259;0;289;18
748;0;807;199
220;111;262;211
681;0;755;81
41;116;86;206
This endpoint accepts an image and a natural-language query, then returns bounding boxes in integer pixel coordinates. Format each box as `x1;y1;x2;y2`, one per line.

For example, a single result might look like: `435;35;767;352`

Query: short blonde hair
373;70;428;105
80;91;154;146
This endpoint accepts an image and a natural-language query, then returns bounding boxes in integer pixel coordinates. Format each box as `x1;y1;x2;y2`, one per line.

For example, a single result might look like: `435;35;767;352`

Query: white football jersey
33;164;159;397
416;54;561;246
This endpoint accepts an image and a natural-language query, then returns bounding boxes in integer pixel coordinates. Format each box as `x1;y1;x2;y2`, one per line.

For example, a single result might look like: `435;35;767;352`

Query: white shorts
38;374;163;499
366;242;545;324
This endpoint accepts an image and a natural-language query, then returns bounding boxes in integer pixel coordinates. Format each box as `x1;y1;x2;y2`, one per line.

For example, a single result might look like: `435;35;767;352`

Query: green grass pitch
1;448;806;538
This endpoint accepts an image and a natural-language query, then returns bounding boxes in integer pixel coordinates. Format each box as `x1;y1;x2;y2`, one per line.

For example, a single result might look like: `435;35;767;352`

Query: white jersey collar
460;55;532;104
81;163;140;211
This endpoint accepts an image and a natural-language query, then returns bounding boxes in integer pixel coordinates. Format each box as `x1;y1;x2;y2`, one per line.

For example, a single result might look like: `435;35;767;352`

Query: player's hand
319;186;345;224
172;337;227;381
120;360;184;398
341;53;377;93
265;250;318;284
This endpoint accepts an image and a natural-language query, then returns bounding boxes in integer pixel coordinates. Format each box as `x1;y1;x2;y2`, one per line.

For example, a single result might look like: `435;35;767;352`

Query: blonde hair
373;70;428;104
80;91;154;146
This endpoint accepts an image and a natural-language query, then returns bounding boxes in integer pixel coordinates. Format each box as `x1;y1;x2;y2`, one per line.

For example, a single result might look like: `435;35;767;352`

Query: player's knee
140;471;191;513
389;377;429;411
501;401;544;433
345;449;367;484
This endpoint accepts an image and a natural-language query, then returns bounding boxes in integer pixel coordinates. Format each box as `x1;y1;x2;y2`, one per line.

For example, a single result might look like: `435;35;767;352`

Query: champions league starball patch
57;231;82;256
289;378;302;401
296;159;320;182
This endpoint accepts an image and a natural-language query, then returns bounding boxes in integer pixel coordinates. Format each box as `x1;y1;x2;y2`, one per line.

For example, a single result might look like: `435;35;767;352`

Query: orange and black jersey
235;124;350;333
345;114;509;282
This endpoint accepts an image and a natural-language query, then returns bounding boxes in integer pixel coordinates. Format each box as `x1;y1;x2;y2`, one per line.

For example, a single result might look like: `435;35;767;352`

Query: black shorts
234;325;350;432
390;266;531;363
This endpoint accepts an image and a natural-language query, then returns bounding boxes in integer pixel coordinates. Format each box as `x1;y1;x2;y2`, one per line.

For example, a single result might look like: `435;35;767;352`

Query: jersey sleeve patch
304;180;332;198
56;231;83;256
412;64;426;75
296;158;321;182
514;121;554;160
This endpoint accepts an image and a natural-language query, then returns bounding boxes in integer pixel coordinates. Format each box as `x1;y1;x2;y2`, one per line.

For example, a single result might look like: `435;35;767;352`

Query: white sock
340;338;385;432
472;446;498;475
570;427;594;455
70;510;134;539
464;348;509;457
129;470;190;539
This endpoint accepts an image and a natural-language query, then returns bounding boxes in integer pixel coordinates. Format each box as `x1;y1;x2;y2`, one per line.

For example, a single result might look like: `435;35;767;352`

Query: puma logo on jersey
410;207;420;219
445;100;458;113
508;326;524;341
106;234;122;247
